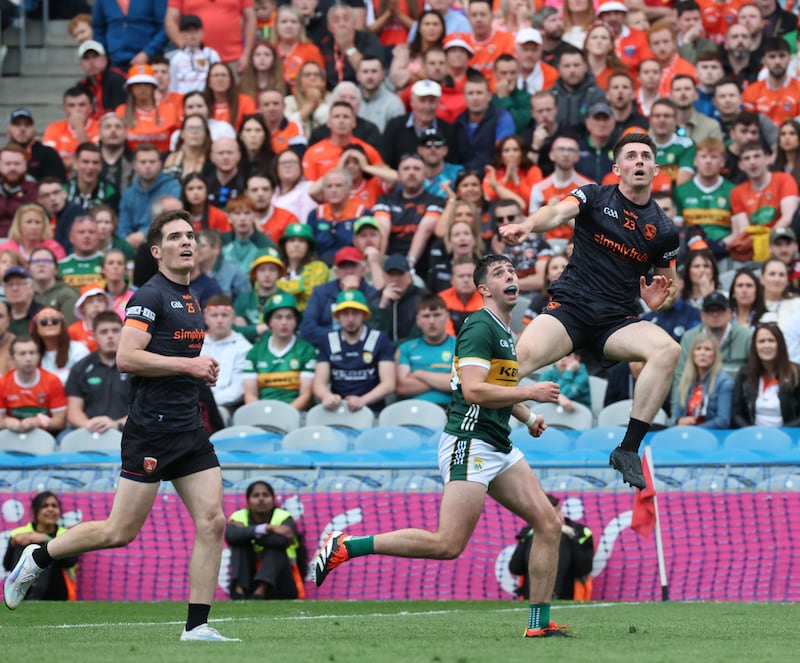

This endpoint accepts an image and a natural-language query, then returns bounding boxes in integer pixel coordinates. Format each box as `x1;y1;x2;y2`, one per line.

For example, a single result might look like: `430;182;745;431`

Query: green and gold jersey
654;135;695;184
674;176;734;241
58;253;104;290
242;334;317;403
444;307;517;452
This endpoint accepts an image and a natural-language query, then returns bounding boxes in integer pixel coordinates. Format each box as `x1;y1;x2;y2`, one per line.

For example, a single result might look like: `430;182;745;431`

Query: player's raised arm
499;196;580;244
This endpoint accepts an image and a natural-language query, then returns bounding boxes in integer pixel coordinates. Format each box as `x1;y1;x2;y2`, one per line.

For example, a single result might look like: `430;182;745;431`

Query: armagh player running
314;254;571;638
500;133;680;489
4;211;238;642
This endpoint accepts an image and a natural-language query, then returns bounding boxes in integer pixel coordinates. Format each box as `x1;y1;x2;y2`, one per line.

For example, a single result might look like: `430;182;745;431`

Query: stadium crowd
3;0;800;437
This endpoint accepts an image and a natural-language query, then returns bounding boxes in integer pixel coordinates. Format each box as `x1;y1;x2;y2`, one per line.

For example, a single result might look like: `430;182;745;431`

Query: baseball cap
702;292;730;312
384;254;411;274
262;292;299;322
9;108;34;124
125;64;158;87
179;14;203;30
354;216;381;234
587;102;614;118
334;246;364;265
2;266;30;281
443;33;474;55
515;28;543;45
78;40;106;58
333;289;371;318
249;248;286;281
770;227;797;243
74;285;113;320
598;1;628;14
410;79;442;98
420;127;446;145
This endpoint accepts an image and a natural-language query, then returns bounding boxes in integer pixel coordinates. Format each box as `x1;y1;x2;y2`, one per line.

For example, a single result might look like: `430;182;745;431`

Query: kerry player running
314;254;571;638
500;133;680;489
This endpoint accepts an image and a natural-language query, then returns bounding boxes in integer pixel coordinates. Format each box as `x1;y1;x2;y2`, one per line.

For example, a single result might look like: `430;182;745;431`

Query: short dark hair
246;480;274;499
763;36;791;55
695;51;723;65
473;253;514;288
676;1;701;16
147;209;192;248
9;335;38;356
451;255;477;270
651;97;678;114
133;143;161;158
558;44;586;63
330;100;356;116
63;86;90;102
465;70;490;88
732;111;759;128
740;140;767;157
92;310;122;331
416;293;447;312
613;133;657;161
670;73;696;89
206;294;233;308
494;53;517;66
75;142;101;158
150;54;169;67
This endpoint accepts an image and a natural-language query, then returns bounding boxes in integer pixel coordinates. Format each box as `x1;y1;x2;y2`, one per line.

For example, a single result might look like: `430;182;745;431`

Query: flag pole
644;445;669;601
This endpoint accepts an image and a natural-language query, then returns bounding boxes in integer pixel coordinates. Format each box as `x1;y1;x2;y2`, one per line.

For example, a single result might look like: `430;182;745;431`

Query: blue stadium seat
575;426;626;451
384;474;443;492
232;399;301;434
539;474;600;491
352;426;423;452
210;425;270;442
0;429;56;455
311;474;380;492
755;473;800;491
531;401;594;430
213;436;280;454
306;403;375;431
723;427;794;454
280;425;349;452
649;426;720;455
59;429;122;454
682;473;754;491
597;399;668;427
511;426;572;455
377;399;448;431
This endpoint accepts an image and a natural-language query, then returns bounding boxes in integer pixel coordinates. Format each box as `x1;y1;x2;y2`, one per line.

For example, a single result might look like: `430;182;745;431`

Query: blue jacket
672;370;734;429
117;172;181;238
298;279;376;347
92;0;169;67
452;104;515;172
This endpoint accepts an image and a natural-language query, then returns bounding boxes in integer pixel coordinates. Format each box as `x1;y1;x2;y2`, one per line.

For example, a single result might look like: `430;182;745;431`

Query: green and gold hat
332;289;371;318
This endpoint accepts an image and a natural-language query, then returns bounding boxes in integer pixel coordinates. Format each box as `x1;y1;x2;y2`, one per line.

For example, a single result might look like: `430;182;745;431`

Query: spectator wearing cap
576;102;617;183
596;2;654;78
673;291;753;396
200;294;252;410
452;72;515;172
68;285;113;353
492;54;531;134
3;266;43;335
76;40;127;121
42;87;100;175
299;246;376;347
770;227;800;294
356;56;405;134
550;44;606;133
532;6;569;68
352;215;387;290
515;27;559;96
91;0;169;70
318;4;383;90
418;127;463;198
368;254;426;348
242;292;317;410
463;0;515;88
116;64;180;153
168;14;221;95
5;110;67;183
438;35;471;120
165;0;257;75
312;288;395;414
0;145;39;238
382;79;460;169
234;248;286;343
276;222;329;311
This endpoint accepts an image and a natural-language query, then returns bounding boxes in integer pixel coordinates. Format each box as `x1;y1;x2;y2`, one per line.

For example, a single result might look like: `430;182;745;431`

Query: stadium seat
527;401;594;430
588;375;608;418
281;425;348;452
596;399;668;428
510;426;572;455
0;429;56;455
232;399;302;434
539;474;599;491
384;474;443;492
87;475;120;492
14;473;89;492
718;269;737;293
59;428;122;454
311;474;380;492
231;474;312;494
723;427;794;454
351;426;423;452
682;473;753;491
210;425;268;442
213;436;279;454
306;403;375;430
649;426;720;454
575;426;626;451
755;474;800;491
377;399;448;431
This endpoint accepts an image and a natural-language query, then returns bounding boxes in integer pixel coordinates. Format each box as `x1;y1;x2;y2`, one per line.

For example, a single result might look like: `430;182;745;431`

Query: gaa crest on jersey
644;224;657;240
290;359;299;369
143;457;158;473
363;351;373;364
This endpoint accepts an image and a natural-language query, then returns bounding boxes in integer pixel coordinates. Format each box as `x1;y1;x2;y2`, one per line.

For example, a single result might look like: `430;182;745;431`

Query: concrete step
44;20;77;48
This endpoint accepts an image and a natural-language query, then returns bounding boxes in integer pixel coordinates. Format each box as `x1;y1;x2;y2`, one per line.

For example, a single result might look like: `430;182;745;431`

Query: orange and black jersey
123;271;205;432
557;184;679;310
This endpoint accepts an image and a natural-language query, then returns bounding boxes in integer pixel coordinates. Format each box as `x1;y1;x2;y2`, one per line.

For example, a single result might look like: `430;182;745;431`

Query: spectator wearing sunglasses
30;308;90;386
205;137;246;211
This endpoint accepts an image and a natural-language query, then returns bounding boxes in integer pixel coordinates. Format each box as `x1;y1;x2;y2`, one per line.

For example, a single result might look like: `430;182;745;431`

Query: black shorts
120;420;219;483
542;290;641;356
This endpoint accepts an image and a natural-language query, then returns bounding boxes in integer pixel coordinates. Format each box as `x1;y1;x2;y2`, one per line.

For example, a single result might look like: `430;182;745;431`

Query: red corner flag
631;447;657;537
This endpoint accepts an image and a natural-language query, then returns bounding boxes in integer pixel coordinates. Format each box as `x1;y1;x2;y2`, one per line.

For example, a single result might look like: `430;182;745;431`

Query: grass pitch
0;600;797;663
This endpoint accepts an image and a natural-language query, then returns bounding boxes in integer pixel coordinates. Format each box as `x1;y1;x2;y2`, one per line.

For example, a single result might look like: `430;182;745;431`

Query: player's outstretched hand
525;380;560;403
527;413;546;437
640;274;673;311
498;222;528;245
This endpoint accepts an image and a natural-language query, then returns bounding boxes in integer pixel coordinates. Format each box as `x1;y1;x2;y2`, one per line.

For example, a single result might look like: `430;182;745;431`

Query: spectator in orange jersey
257;89;307;157
302;101;383;183
116;65;180;153
151;56;185;117
439;36;472;120
245;173;298;244
67;286;112;353
438;256;482;336
338;144;396;209
464;0;516;88
203;63;257;131
515;27;559;95
483;136;543;209
181;172;231;233
583;22;625;92
75;40;126;121
240;42;286;100
272;6;323;92
42;87;99;174
597;1;654;77
647;21;697;98
697;0;744;45
742;37;800;127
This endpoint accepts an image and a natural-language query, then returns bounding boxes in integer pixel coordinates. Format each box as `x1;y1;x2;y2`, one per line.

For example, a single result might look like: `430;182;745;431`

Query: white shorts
437;433;525;488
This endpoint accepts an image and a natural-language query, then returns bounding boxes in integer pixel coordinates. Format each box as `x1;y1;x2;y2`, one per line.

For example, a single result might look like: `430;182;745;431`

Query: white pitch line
44;602;636;630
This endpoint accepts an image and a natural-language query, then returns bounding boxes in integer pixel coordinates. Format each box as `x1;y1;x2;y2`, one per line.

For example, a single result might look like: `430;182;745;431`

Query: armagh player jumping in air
500;133;680;489
4;210;237;642
314;254;570;638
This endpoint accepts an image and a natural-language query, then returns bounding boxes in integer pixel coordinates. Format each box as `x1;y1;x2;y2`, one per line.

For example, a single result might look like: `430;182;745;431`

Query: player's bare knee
432;538;467;560
105;523;139;548
196;509;226;539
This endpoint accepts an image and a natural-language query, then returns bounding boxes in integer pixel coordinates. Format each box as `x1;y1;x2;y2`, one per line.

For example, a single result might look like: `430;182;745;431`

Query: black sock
32;543;52;569
186;603;211;631
619;418;650;453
